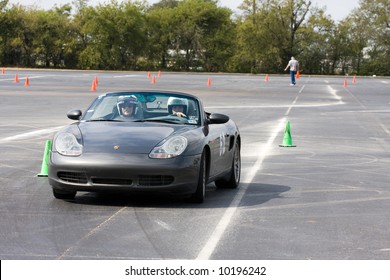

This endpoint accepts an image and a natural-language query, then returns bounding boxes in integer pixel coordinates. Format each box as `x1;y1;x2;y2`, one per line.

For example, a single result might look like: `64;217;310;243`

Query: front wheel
190;151;207;203
215;141;240;189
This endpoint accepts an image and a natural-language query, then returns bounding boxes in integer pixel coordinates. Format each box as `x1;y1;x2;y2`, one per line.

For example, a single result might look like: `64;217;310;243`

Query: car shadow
67;183;290;209
206;183;291;208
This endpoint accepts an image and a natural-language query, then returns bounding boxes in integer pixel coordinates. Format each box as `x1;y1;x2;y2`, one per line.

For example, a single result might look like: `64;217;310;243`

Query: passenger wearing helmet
167;97;188;118
117;95;138;119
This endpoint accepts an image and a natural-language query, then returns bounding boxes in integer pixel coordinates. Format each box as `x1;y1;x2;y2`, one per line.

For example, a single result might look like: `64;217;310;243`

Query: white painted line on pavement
206;102;342;109
328;85;343;101
113;75;139;78
196;117;287;260
196;83;343;260
0;75;49;82
0;126;63;143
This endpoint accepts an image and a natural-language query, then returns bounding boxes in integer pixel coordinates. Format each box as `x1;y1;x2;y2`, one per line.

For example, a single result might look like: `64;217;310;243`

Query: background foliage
0;0;388;75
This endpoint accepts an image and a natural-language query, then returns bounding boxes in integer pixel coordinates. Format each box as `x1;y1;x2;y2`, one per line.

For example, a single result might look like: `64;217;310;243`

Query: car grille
91;178;133;185
138;175;174;186
57;172;174;187
58;171;88;184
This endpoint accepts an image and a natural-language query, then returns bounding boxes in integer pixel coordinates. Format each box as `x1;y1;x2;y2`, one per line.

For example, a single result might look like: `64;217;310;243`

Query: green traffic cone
279;120;296;147
37;140;52;177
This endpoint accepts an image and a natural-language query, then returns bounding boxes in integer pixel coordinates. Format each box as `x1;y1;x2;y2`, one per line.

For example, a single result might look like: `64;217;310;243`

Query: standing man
284;56;299;86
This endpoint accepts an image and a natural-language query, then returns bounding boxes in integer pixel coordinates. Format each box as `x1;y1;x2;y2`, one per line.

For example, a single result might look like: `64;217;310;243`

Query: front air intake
138;175;174;186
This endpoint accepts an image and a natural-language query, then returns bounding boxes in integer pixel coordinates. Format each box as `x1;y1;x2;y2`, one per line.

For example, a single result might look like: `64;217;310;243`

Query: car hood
77;121;192;154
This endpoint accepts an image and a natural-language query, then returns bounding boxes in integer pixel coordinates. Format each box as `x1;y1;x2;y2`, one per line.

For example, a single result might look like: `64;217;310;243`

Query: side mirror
208;113;229;124
67;109;82;120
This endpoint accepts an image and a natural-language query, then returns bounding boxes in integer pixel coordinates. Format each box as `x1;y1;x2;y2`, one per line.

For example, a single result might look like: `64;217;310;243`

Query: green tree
151;0;179;9
32;5;72;67
193;4;235;72
0;0;388;75
77;0;147;70
169;0;235;71
352;0;389;75
298;10;336;74
0;5;32;66
146;5;176;69
235;0;312;73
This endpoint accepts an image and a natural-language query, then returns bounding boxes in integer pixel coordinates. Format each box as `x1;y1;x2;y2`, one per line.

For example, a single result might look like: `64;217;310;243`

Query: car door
208;123;231;177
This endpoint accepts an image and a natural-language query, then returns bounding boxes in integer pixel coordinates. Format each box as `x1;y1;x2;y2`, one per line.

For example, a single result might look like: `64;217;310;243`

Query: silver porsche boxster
48;90;241;203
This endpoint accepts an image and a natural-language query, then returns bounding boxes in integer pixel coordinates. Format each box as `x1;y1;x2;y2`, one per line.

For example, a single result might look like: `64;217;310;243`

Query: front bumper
48;152;201;195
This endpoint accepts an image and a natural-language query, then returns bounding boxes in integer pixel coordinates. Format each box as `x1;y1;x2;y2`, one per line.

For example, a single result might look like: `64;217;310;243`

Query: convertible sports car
48;90;241;203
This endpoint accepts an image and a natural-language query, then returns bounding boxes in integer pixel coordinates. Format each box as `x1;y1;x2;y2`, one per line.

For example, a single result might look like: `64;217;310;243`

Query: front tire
191;151;207;203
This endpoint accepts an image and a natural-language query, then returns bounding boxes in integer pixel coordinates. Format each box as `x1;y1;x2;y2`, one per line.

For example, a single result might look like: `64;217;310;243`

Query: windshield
82;92;200;125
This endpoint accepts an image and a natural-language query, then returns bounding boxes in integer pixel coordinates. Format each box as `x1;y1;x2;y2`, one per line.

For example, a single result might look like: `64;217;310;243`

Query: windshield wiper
133;119;181;124
87;118;124;122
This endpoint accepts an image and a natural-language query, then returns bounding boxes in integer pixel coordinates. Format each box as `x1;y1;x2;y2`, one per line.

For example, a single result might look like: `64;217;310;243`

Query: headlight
55;132;83;156
149;136;188;159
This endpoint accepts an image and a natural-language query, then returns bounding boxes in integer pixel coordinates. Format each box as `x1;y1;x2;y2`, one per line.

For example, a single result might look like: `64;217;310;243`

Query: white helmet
167;97;188;114
117;95;138;117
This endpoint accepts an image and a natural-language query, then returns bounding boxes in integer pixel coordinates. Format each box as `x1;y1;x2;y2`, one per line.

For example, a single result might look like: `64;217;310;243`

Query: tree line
0;0;388;75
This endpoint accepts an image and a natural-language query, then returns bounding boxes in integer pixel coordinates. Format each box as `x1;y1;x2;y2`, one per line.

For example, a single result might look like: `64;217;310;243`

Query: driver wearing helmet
117;95;138;119
167;97;188;118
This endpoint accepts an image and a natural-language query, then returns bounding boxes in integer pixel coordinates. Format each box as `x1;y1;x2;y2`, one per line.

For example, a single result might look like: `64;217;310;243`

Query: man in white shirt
284;57;299;85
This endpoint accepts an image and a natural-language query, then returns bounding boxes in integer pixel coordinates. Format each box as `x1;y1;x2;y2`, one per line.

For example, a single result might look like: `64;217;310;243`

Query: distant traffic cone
352;75;356;84
37;140;52;177
279;120;296;147
147;71;151;78
14;73;19;83
158;70;161;78
343;79;348;87
24;76;30;87
90;79;97;91
265;74;269;82
151;75;156;84
95;76;99;85
207;77;211;86
296;70;300;79
1;69;4;75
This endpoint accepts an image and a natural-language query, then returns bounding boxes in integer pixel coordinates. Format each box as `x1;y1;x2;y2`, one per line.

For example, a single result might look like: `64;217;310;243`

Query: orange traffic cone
14;74;19;83
207;77;211;86
265;74;269;82
95;76;99;85
1;69;4;75
147;71;151;78
296;70;300;79
24;76;30;87
90;79;97;91
352;75;356;84
343;79;348;87
151;75;156;84
158;70;161;78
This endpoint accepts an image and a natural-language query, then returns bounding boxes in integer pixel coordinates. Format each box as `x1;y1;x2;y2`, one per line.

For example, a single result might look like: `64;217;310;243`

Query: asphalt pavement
0;69;389;260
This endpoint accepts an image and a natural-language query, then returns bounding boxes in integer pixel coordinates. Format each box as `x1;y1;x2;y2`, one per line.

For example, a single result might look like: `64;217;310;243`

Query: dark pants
290;70;296;84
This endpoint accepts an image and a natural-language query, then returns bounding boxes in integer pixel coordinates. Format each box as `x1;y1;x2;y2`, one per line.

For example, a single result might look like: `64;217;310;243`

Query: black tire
215;141;240;189
191;151;207;203
52;188;76;200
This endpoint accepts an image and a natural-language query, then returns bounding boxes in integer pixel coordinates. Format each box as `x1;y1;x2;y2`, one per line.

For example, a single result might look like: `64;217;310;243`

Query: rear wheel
52;188;76;200
191;151;207;203
215;141;240;189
